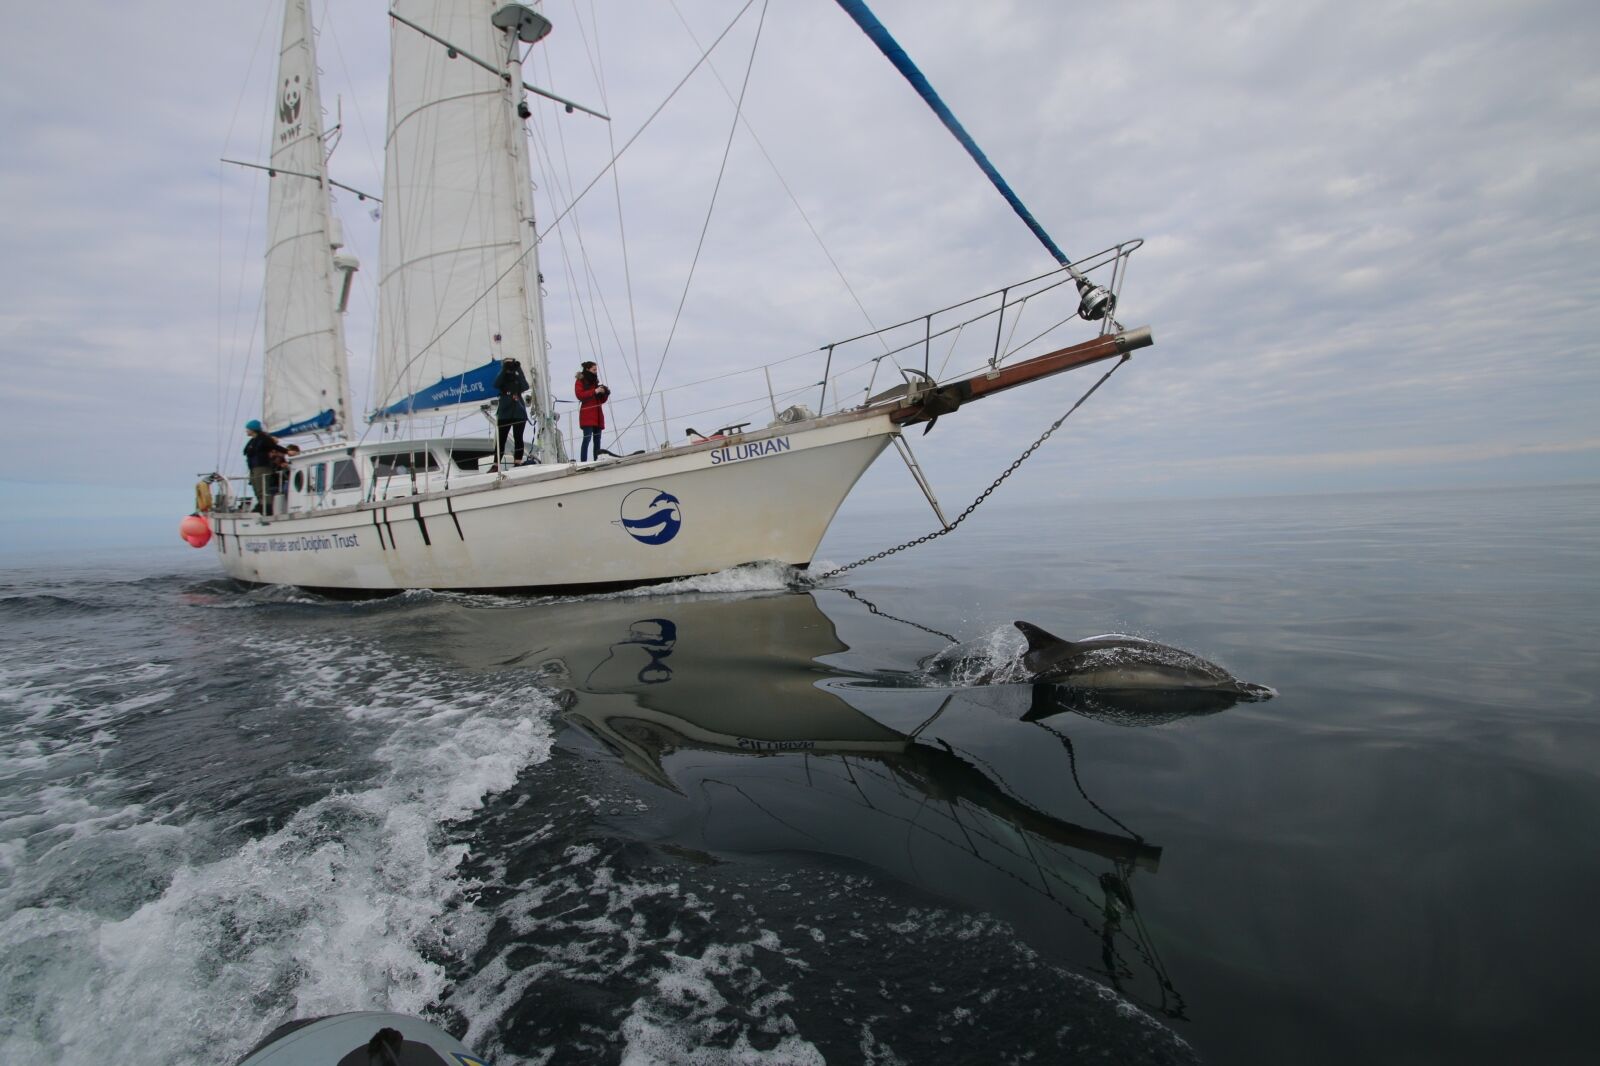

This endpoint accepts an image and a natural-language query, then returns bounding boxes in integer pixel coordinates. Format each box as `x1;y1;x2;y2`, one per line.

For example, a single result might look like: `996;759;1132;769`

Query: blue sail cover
832;0;1072;268
373;358;500;420
268;408;336;438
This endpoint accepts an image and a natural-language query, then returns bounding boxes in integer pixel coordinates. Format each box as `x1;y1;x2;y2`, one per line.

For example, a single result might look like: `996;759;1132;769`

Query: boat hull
211;415;895;592
237;1010;480;1064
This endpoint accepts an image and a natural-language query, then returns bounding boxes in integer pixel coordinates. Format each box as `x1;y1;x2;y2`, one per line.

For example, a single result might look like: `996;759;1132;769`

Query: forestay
262;0;353;438
373;0;554;461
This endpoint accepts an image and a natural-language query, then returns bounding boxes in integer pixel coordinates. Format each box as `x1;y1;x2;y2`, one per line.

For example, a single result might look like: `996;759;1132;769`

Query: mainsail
373;0;556;461
261;0;355;438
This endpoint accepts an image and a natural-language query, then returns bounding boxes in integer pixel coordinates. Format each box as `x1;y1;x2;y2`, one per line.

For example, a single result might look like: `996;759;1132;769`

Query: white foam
855;1022;908;1065
0;657;172;788
922;623;1031;686
588;561;802;601
617;940;824;1066
447;839;833;1063
0;633;557;1063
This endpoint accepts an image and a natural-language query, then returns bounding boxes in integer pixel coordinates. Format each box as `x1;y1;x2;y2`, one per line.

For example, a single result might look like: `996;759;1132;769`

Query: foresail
373;0;550;450
262;0;352;438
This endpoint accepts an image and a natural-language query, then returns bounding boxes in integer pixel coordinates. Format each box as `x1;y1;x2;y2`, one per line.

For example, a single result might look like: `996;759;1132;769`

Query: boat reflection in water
461;589;1198;1019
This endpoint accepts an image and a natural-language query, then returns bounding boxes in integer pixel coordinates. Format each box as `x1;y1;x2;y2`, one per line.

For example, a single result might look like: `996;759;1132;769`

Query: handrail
820;239;1143;352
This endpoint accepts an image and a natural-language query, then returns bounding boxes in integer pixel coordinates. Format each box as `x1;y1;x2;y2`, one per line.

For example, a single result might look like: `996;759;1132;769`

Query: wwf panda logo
279;74;302;126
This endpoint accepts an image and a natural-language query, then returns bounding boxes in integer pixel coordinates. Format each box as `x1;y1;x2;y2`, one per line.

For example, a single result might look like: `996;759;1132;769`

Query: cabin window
372;451;440;478
451;447;496;471
331;459;361;490
311;463;328;494
291;469;306;492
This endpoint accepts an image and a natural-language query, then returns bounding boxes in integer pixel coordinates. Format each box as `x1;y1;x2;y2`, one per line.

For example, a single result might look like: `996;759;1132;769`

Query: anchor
898;369;971;433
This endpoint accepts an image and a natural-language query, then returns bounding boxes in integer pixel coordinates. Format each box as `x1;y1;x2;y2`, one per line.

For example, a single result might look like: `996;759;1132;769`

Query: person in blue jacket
242;420;280;513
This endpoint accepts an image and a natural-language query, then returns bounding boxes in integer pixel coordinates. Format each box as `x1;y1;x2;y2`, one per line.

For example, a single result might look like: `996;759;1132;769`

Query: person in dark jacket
242;420;280;513
492;358;531;465
574;361;609;461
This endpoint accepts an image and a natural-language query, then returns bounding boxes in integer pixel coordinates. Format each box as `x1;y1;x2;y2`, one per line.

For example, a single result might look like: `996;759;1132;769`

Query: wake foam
920;623;1032;686
0;631;557;1063
550;561;803;604
618;939;826;1066
445;831;829;1064
444;810;1197;1064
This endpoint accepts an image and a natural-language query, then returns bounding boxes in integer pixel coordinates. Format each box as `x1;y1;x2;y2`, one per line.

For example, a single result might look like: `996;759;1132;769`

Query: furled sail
262;0;354;438
372;0;554;459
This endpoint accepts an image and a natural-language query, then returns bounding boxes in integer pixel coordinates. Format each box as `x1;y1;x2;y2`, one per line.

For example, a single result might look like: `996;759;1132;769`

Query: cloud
0;0;1596;528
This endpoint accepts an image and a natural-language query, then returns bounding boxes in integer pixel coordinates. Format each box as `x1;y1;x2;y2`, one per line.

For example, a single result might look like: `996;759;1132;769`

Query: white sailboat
201;0;1152;594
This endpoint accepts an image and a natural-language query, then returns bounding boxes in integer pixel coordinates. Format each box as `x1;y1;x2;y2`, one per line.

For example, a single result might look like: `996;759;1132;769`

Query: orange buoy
179;514;212;548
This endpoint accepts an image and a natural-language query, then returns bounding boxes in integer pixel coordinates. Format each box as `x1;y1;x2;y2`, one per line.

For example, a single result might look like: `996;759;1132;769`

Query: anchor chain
827;586;960;644
815;354;1129;581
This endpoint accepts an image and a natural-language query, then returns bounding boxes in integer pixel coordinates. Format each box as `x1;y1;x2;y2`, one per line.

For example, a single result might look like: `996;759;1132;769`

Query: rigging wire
317;1;384;190
223;282;269;474
637;0;771;423
560;0;899;445
934;321;967;381
667;0;892;361
536;0;758;240
814;354;1130;581
611;0;774;443
215;0;278;470
593;266;1076;415
318;0;387;426
582;0;650;443
367;0;761;422
524;46;653;449
615;375;818;437
525;83;651;450
574;265;1081;422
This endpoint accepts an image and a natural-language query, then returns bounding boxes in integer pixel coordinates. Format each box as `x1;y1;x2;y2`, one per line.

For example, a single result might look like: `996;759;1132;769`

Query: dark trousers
581;426;603;461
249;466;274;513
498;419;527;462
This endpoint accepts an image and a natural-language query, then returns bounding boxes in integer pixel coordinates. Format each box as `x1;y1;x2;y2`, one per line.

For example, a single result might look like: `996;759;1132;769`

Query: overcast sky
0;0;1596;537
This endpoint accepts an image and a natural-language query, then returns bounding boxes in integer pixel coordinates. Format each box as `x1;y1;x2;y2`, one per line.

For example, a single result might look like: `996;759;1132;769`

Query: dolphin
1012;621;1274;698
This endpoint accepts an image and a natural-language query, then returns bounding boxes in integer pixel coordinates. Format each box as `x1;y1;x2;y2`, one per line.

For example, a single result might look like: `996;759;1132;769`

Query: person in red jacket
574;361;610;461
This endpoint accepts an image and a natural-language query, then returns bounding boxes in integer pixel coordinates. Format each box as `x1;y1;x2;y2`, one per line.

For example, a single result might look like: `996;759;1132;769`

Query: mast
261;0;356;438
494;4;563;462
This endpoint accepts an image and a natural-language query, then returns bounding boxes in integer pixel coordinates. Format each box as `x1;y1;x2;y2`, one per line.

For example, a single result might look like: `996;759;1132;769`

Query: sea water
1;485;1596;1064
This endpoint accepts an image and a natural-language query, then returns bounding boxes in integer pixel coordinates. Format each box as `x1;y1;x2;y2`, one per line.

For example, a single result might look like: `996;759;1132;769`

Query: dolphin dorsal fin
1014;621;1075;655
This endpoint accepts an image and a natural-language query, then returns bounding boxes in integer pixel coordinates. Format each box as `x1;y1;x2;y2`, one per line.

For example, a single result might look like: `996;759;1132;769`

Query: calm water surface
1;485;1596;1064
